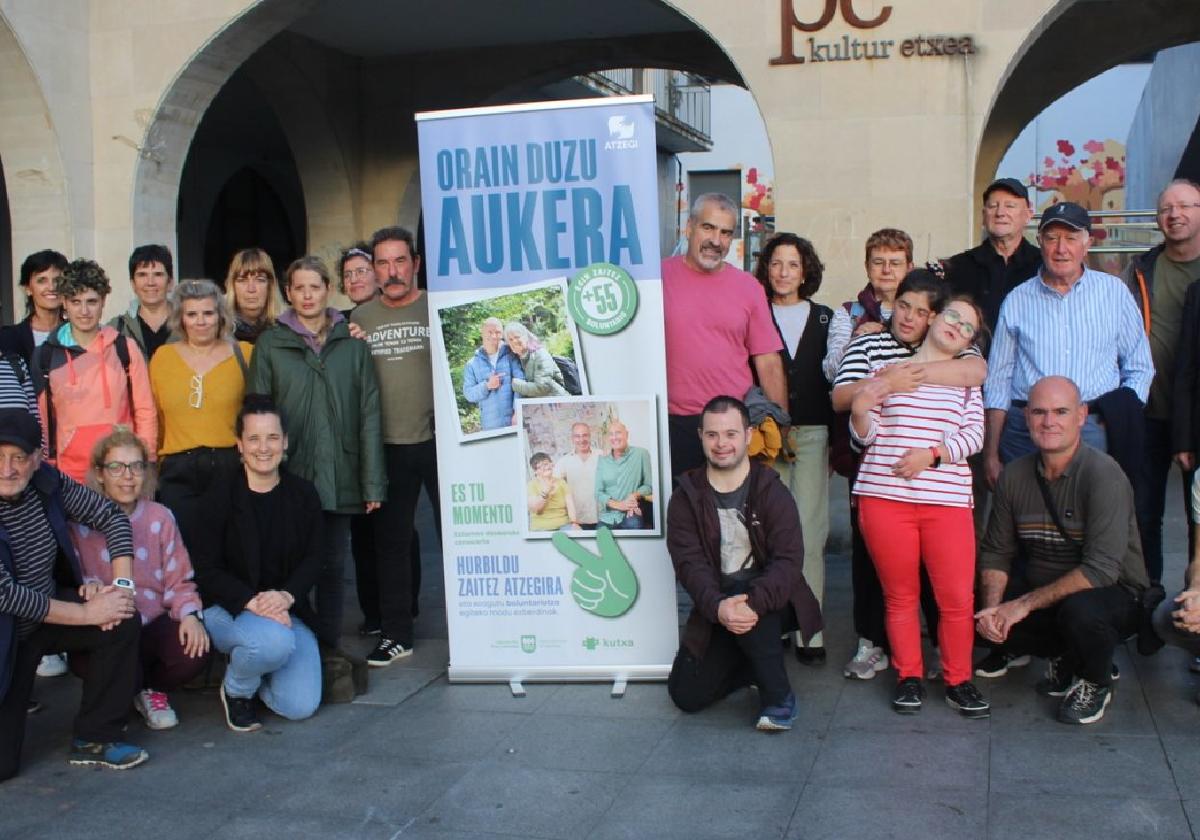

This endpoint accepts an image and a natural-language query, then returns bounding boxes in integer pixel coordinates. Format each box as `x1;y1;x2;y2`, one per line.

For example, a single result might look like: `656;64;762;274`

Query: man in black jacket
666;395;820;731
1128;179;1200;585
943;178;1042;337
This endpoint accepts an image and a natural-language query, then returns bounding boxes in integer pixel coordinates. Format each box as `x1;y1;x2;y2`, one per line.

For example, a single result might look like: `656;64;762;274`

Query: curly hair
753;232;824;302
56;259;112;299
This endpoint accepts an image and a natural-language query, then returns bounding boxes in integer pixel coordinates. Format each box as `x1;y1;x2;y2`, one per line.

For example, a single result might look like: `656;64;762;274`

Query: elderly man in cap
943;177;1042;336
982;201;1153;488
0;408;147;780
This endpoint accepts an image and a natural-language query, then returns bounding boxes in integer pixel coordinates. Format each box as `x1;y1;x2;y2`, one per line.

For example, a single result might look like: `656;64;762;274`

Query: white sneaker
36;653;67;677
134;689;179;730
843;638;889;680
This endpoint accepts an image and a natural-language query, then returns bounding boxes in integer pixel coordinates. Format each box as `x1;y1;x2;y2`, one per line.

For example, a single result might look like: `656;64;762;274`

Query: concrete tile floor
3;476;1200;839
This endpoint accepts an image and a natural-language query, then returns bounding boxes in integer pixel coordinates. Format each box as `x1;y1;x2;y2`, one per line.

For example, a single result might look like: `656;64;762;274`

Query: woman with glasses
70;428;209;730
248;256;385;654
339;243;378;311
191;395;323;731
149;279;252;547
223;249;279;344
849;294;990;718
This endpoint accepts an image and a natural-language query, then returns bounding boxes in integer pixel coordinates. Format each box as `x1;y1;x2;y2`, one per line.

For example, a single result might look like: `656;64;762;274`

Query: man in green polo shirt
975;376;1148;725
595;420;653;530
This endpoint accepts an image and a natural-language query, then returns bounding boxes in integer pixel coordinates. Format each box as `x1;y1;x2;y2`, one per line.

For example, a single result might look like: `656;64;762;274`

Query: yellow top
149;342;253;456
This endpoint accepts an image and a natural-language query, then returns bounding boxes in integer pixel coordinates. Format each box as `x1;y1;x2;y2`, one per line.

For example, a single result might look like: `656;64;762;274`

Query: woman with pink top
71;428;209;729
849;294;989;718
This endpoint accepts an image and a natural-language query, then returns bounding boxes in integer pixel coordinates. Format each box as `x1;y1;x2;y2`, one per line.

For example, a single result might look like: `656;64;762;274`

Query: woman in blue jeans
191;394;324;731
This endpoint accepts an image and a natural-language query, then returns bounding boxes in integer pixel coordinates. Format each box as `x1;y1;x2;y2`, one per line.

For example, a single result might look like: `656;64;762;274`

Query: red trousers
857;495;976;686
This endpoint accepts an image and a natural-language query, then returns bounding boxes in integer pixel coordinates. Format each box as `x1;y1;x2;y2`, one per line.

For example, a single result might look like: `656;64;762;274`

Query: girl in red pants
850;295;988;717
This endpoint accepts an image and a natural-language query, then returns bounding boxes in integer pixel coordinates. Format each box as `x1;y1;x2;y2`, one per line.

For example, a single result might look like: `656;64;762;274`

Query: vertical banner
417;96;676;682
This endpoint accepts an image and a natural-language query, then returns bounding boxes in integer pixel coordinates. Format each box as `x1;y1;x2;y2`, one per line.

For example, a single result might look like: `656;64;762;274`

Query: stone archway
974;0;1200;203
0;11;70;319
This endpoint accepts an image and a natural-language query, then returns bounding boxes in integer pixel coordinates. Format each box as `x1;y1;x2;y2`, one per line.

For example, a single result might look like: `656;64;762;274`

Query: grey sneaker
1058;679;1112;725
844;638;889;680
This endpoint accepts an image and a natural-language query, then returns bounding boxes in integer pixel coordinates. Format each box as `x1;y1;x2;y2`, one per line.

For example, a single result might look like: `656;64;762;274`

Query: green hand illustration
551;526;639;618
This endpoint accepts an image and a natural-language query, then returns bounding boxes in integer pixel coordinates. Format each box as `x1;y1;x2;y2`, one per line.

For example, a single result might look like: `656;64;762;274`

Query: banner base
448;664;670;684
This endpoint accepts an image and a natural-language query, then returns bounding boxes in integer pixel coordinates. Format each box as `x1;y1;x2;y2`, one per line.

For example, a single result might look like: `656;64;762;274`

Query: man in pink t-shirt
663;193;786;480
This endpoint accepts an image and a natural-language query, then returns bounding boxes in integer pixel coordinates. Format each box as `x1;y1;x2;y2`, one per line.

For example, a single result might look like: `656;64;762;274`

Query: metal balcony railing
576;68;711;147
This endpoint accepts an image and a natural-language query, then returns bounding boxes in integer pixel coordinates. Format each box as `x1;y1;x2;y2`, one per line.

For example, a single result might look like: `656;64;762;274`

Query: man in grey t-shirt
554;423;599;528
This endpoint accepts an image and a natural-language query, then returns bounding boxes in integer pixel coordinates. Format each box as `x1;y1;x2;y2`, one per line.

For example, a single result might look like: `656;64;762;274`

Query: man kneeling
0;409;145;780
975;376;1148;724
667;396;821;730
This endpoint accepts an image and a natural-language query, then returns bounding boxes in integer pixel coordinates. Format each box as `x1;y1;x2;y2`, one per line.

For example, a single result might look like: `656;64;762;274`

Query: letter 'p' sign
771;0;893;65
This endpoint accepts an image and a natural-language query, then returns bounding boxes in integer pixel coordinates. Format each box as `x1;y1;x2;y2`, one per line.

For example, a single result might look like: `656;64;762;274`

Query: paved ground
3;474;1200;839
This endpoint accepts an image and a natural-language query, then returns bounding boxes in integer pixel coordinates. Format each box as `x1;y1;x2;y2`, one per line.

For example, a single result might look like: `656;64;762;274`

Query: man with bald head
555;422;600;529
595;420;653;530
975;376;1148;724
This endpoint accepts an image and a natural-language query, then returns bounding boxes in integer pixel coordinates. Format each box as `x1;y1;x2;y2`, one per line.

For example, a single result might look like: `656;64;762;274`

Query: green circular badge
568;263;639;335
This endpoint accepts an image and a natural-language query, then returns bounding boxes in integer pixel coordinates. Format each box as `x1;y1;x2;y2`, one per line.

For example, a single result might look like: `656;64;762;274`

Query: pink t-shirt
662;255;783;415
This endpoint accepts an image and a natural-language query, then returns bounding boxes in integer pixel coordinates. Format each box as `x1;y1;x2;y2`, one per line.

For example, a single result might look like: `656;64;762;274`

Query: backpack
37;337;134;460
553;355;583;396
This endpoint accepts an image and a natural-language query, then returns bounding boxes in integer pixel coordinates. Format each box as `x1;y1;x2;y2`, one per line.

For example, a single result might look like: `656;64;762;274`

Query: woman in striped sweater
849;295;988;718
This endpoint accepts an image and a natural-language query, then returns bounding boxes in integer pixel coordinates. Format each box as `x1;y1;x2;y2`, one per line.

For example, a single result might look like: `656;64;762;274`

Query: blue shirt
983;267;1154;410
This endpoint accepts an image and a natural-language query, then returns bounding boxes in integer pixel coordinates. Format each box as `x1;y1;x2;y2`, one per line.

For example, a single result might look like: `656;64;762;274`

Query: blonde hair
168;279;236;343
87;426;156;499
223;248;280;325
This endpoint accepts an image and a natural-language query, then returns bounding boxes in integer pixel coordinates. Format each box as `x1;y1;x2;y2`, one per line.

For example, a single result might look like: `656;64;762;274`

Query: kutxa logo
770;0;893;65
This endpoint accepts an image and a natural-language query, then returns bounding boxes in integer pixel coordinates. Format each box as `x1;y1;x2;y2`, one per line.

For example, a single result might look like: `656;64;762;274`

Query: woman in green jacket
248;255;386;651
504;322;568;398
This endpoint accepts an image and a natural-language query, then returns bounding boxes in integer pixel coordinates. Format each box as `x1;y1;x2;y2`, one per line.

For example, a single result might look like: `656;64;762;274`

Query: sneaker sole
755;716;794;731
891;703;922;715
68;751;148;770
1059;689;1112;725
944;697;991;719
219;686;262;733
843;660;888;680
367;649;414;668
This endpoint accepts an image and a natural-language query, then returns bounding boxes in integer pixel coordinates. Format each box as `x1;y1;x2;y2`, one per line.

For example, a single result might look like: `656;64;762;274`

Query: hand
717;595;758;634
347;322;367;341
1175;452;1196;472
78;581;104;601
892;447;936;479
486;373;501;390
975;610;1005;644
86;586;137;631
551;527;639;618
1172;590;1200;632
877;362;926;394
365;501;382;514
852;321;885;337
179;614;210;658
246;591;293;626
984;451;1003;489
850;378;890;414
975;599;1030;643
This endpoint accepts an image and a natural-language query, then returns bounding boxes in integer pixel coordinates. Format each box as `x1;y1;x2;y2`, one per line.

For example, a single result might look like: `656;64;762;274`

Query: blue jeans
999;405;1107;463
204;606;321;720
608;514;644;530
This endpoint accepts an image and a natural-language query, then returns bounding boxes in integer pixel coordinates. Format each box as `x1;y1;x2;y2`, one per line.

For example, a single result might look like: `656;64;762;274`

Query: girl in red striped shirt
850;295;989;718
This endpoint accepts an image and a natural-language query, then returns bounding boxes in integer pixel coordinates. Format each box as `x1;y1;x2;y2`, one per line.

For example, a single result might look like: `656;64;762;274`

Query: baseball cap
1038;201;1092;234
0;409;42;454
983;178;1029;204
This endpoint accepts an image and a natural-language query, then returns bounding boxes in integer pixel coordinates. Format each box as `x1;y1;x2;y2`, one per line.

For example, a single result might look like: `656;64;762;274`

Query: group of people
527;420;653;532
0;227;438;778
664;180;1200;731
463;317;570;431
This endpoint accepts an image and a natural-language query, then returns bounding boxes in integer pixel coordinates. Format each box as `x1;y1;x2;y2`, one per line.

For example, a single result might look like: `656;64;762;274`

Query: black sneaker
367;638;412;667
974;650;1032;678
1058;678;1112;725
945;681;991;718
1111;662;1120;681
892;677;925;714
67;739;148;770
220;684;262;733
1035;657;1073;697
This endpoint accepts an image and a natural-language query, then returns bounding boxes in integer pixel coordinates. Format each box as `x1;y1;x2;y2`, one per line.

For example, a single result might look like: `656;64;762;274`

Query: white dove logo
605;116;639;151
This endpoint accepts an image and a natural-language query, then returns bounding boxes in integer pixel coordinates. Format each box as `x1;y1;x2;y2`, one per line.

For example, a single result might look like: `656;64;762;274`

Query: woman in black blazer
191;394;324;732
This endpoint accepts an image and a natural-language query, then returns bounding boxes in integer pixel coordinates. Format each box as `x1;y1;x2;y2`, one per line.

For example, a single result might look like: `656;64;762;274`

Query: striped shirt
0;469;132;637
983;268;1154;410
851;384;984;508
0;354;39;420
832;330;981;388
822;302;892;383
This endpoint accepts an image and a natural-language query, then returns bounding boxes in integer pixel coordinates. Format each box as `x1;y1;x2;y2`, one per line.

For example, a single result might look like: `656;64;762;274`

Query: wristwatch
929;447;942;469
113;577;135;593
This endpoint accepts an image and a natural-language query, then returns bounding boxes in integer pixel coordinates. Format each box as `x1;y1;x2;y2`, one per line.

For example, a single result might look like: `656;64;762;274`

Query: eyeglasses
1157;202;1200;215
868;258;907;270
235;270;270;282
103;460;146;477
188;374;203;409
941;307;977;339
342;267;372;281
